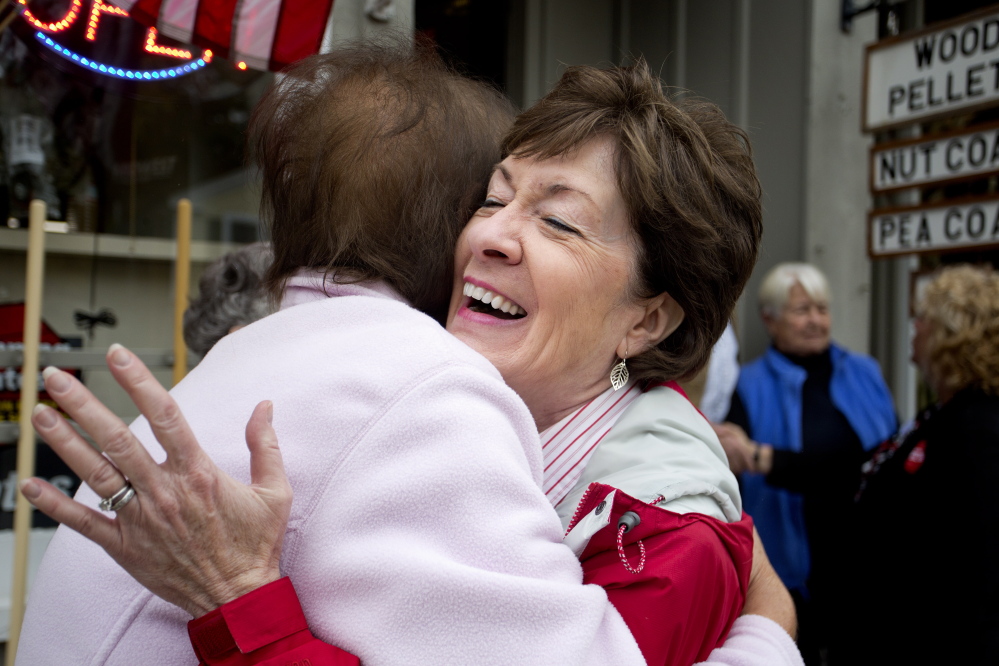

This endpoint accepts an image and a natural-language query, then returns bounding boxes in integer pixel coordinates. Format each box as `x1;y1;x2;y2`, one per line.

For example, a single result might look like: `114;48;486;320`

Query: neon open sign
17;0;213;80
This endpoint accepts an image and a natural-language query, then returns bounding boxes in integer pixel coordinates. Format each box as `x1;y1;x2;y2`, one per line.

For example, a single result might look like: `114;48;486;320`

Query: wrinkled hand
712;422;755;475
743;527;797;639
20;344;290;617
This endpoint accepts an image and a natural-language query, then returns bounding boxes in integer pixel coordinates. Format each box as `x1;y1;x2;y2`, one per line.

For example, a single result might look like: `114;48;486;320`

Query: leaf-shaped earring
610;357;629;391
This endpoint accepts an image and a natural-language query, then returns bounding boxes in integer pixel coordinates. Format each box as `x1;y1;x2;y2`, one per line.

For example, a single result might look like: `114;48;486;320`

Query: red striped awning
108;0;334;72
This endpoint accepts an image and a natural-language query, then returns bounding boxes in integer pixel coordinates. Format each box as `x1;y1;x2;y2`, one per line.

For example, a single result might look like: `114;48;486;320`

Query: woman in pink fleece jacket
18;43;800;666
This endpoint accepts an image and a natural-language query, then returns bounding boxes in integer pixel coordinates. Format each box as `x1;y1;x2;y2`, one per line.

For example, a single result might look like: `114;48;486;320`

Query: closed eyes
479;197;580;236
543;217;580;235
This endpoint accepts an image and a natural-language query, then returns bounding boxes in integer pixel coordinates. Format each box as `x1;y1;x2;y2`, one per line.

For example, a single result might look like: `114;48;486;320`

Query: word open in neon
19;0;209;79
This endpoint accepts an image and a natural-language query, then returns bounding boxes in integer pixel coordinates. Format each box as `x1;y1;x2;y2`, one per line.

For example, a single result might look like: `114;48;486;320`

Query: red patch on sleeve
904;440;927;474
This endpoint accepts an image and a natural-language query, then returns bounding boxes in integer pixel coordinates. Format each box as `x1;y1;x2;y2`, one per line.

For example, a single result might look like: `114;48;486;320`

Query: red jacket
569;483;754;666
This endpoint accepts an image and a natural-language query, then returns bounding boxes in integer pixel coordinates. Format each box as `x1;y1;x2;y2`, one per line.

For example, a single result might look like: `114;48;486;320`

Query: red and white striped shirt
541;379;642;507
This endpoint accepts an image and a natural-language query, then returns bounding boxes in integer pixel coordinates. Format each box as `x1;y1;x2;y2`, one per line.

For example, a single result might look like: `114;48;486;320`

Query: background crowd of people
710;261;999;665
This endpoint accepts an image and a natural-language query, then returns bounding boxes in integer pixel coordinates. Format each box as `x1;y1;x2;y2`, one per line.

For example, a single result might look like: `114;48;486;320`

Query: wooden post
172;199;192;386
0;0;19;36
7;200;47;664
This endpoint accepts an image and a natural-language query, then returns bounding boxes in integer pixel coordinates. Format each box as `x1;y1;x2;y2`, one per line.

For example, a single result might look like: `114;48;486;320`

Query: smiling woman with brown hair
448;64;760;433
17;48;802;666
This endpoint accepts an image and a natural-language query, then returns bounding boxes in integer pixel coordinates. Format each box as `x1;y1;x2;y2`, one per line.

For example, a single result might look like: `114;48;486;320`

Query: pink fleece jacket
17;275;644;665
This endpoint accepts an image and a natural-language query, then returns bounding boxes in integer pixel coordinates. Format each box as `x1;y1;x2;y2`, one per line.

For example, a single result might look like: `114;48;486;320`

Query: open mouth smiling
463;281;527;320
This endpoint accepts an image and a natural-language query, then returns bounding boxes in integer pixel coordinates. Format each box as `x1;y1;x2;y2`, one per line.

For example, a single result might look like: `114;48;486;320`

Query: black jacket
847;388;999;665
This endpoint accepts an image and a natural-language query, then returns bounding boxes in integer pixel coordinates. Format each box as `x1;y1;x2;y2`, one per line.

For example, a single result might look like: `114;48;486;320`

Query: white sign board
869;198;999;257
871;122;999;192
864;7;999;131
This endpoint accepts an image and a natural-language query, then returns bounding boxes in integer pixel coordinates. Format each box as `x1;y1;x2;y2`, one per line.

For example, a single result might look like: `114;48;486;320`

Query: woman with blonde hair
847;264;999;664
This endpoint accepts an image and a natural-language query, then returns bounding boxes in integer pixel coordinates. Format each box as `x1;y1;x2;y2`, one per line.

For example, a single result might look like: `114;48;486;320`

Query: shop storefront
0;0;348;644
1;0;275;240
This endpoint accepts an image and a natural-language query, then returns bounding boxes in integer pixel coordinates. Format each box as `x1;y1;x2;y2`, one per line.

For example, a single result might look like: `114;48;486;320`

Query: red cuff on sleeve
188;577;359;666
221;577;309;652
189;609;237;662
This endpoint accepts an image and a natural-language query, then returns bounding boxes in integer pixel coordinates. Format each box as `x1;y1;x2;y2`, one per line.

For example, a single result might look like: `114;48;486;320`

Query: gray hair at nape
183;242;275;357
757;262;830;317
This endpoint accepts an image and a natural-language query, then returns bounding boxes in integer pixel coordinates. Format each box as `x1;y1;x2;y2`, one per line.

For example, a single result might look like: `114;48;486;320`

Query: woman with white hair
183;242;274;357
713;262;896;665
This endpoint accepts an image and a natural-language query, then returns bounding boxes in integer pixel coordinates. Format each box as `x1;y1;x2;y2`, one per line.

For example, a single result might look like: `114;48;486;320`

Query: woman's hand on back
20;344;289;617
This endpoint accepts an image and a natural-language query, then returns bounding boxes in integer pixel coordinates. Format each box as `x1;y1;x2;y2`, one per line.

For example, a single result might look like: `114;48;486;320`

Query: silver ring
99;482;135;512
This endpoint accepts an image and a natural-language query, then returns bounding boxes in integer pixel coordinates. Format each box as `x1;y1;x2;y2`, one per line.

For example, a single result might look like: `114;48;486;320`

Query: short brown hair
251;40;516;322
503;60;762;381
918;264;999;397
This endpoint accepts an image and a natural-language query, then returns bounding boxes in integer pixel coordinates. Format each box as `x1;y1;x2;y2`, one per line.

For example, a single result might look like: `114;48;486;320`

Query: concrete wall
738;0;810;361
686;2;736;113
803;5;918;421
543;0;616;88
802;4;878;355
513;0;616;107
626;0;674;75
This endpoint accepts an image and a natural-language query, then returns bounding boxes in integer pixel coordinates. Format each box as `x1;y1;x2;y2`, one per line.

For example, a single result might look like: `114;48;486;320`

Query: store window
1;1;271;241
415;0;511;100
